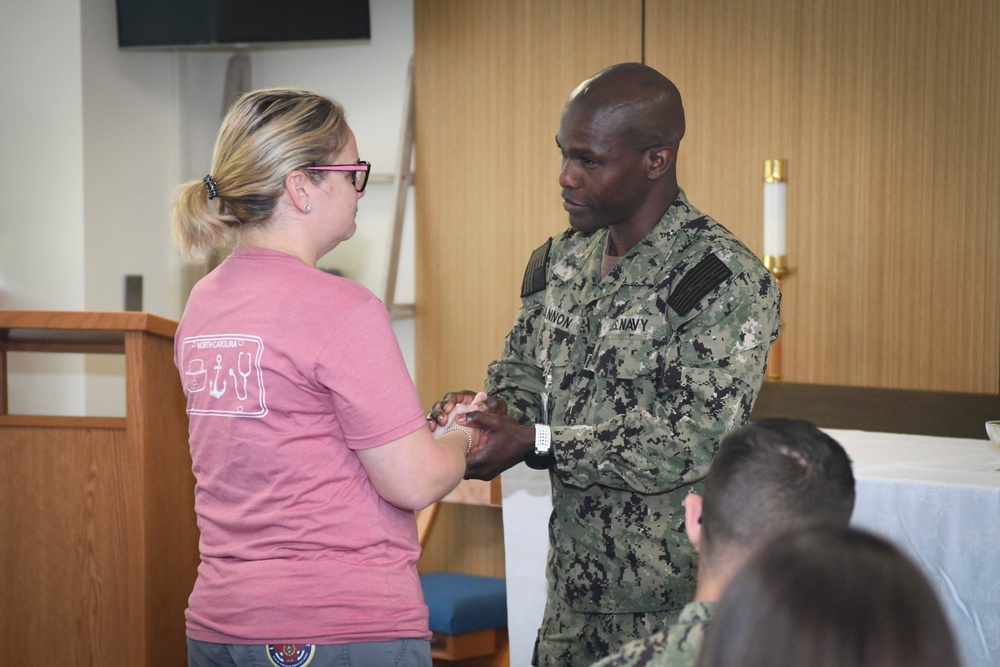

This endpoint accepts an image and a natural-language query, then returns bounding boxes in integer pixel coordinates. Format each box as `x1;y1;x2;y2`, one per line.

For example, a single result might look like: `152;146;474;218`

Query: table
830;429;1000;667
501;429;1000;667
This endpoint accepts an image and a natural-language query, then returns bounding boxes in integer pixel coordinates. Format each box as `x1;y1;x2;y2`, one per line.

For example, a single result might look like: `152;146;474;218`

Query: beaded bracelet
440;426;473;454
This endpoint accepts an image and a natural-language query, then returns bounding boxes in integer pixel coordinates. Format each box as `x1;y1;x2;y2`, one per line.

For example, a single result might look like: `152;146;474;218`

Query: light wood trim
0;309;178;339
645;0;1000;392
0;337;6;414
432;628;510;667
384;56;415;316
0;414;126;429
431;628;500;661
127;329;199;665
3;338;125;354
417;502;442;548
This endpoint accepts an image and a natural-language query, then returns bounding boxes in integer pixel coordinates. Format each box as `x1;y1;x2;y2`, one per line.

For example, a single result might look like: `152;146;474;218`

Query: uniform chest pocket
580;336;666;415
586;335;661;380
536;318;580;369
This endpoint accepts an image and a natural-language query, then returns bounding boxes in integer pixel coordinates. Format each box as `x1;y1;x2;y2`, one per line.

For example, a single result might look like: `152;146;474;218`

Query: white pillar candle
763;159;788;257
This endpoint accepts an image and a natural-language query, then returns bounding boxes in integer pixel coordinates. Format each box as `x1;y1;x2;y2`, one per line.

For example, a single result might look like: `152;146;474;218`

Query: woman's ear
684;492;703;552
284;169;312;213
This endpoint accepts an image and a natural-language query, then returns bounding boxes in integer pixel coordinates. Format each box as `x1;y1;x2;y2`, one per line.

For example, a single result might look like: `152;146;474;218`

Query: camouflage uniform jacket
484;189;780;613
590;601;715;667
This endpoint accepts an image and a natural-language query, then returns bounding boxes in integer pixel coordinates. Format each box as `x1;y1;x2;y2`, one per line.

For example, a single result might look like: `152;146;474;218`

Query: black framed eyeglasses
306;160;371;193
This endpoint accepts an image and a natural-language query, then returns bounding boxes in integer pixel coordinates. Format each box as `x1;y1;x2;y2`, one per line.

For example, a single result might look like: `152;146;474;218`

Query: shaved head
566;62;685;152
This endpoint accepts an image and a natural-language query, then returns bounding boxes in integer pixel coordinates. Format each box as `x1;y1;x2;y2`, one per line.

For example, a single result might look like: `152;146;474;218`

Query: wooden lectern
0;310;198;666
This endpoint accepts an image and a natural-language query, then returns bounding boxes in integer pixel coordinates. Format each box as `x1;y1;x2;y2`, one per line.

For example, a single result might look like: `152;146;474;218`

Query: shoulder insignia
520;238;552;298
667;254;733;315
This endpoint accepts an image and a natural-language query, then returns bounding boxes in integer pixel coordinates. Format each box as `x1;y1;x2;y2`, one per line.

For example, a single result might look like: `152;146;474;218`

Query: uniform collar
547;189;694;306
588;188;692;296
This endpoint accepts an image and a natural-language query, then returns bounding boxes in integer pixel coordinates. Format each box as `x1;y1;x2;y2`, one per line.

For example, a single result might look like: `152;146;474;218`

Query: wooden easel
384;55;416;320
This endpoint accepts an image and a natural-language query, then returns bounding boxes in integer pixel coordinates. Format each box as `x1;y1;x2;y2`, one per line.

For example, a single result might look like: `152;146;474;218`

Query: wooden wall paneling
921;0;1000;391
413;0;643;577
645;0;813;385
644;0;805;247
413;0;644;407
793;0;878;388
645;0;999;392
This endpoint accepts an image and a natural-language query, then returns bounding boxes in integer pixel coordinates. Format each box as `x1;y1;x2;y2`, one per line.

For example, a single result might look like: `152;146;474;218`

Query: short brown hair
700;418;855;563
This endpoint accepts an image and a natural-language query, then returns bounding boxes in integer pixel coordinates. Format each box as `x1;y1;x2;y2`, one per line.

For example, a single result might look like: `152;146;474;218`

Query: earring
305;204;312;213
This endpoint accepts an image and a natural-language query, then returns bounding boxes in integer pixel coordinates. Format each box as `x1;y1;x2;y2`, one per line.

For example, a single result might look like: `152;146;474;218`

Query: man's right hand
459;410;535;480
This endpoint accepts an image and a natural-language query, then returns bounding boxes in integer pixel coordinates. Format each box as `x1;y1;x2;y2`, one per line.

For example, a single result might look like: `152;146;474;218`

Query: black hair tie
203;175;220;200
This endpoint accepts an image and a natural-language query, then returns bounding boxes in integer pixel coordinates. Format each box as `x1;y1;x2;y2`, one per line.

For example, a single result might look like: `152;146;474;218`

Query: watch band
534;424;551;455
526;424;554;470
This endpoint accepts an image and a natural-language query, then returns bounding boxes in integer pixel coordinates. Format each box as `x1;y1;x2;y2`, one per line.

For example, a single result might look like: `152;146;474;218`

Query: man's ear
646;145;676;180
284;169;312;213
684;492;703;552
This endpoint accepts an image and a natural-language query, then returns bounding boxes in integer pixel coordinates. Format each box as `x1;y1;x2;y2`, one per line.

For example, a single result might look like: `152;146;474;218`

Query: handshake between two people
428;391;538;481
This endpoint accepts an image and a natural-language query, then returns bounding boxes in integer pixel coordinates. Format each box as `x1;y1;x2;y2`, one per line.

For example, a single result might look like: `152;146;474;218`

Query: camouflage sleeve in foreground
589;601;715;667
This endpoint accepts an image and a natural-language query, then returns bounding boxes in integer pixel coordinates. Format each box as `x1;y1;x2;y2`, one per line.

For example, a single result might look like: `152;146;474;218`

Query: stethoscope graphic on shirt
230;352;251;400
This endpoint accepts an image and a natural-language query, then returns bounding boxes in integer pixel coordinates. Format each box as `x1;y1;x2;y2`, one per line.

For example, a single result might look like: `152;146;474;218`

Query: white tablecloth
828;429;1000;667
501;429;1000;667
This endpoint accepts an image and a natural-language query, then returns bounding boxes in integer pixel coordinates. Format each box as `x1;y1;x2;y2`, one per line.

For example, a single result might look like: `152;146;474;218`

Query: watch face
525;451;554;470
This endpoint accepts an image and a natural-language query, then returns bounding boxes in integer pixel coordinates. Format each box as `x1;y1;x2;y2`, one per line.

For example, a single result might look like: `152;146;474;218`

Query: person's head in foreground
695;524;962;667
687;417;857;600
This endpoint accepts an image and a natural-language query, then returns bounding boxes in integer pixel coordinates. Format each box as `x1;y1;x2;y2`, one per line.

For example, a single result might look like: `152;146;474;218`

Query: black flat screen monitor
117;0;371;49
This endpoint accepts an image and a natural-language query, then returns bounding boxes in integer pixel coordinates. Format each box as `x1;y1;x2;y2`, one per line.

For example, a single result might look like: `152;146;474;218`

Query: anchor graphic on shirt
209;354;227;398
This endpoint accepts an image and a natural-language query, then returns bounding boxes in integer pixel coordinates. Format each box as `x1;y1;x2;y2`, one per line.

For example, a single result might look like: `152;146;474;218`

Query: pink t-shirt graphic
180;334;267;417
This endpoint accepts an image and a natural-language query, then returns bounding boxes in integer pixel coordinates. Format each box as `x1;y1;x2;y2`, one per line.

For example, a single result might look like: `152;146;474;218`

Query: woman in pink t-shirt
171;88;477;667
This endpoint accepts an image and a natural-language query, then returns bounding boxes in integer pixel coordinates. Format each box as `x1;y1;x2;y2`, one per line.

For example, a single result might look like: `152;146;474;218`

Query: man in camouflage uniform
590;418;856;667
430;63;781;666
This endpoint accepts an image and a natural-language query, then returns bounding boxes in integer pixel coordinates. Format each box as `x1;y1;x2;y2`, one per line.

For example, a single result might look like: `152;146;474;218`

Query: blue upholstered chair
417;502;508;662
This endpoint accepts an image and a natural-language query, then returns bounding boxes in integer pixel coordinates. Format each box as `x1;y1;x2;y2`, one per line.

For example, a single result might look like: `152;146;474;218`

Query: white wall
0;0;417;415
0;0;86;312
82;0;184;318
1;0;88;414
80;0;187;414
